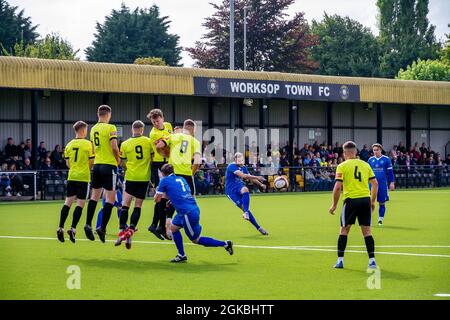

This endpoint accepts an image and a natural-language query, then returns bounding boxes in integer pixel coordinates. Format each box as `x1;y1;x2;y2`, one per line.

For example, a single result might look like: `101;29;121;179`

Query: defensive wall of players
0;56;450;167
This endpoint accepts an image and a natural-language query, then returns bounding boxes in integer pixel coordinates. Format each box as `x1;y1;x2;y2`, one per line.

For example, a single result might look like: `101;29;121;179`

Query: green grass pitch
0;189;449;300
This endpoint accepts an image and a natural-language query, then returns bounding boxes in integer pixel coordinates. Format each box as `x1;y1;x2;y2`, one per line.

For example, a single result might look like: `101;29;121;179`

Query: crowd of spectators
1;136;450;197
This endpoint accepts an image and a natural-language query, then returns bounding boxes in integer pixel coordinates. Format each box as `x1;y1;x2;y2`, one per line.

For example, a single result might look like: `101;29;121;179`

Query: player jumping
57;121;94;243
368;143;395;226
329;141;378;269
84;105;120;242
155;164;233;263
225;152;268;235
115;120;152;249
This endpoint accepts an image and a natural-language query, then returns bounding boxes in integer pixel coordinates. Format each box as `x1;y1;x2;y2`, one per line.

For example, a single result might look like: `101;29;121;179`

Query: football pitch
0;189;449;300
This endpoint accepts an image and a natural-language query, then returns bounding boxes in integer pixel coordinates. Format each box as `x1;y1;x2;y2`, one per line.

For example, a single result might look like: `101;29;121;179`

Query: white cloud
8;0;450;66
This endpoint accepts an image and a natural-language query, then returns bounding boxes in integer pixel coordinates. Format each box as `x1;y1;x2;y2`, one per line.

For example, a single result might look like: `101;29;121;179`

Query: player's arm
154;178;167;203
192;152;201;174
109;126;120;164
234;170;266;183
88;143;95;169
329;166;343;214
119;144;127;168
368;166;378;211
387;158;395;191
64;147;70;168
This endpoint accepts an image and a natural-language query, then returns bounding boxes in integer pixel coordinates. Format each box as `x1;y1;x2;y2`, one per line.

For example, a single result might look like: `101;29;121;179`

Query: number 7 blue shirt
156;173;199;215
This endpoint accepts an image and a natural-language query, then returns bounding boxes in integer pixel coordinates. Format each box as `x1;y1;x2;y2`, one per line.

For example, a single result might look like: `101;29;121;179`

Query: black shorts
66;181;89;199
340;197;372;227
178;174;196;195
124;181;149;200
91;164;117;191
151;161;167;187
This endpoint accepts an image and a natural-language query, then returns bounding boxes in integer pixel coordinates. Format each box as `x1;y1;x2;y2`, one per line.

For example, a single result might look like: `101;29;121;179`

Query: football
274;176;289;191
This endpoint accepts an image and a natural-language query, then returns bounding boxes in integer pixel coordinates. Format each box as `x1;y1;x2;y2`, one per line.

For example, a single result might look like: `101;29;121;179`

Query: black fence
1;165;449;201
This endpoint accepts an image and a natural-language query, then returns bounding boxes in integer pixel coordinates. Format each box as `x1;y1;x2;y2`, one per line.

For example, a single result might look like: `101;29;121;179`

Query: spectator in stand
420;143;428;155
40;157;57;179
333;142;343;155
38;141;47;160
299;144;309;158
397;152;406;166
17;142;26;160
418;153;428;165
445;154;450;166
326;145;335;161
398;142;407;153
1;162;12;196
337;156;344;164
390;145;398;159
4;138;18;159
304;166;319;191
279;153;289;167
24;139;32;160
50;145;64;169
303;154;311;166
8;163;24;196
359;144;370;162
20;157;32;170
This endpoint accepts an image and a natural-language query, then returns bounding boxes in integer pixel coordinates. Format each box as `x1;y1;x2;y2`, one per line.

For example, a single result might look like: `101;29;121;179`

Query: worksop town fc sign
194;77;360;102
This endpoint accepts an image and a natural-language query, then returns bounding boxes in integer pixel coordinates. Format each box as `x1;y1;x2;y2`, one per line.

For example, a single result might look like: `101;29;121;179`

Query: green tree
311;14;380;77
4;33;79;60
134;57;166;66
396;59;450;81
187;0;319;73
439;24;450;65
0;0;38;55
85;3;181;66
377;0;440;78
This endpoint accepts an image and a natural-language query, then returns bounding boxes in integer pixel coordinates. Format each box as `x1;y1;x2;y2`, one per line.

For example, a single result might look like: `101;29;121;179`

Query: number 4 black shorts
340;197;372;227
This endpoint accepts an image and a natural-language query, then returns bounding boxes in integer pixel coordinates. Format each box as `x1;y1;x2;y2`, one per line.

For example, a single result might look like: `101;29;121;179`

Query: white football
274;176;289;191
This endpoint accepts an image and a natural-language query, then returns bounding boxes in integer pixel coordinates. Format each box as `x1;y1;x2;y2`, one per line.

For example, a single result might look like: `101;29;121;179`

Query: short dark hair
372;143;383;150
147;108;163;120
73;121;88;132
343;141;357;150
98;105;112;116
160;163;174;176
132;120;145;130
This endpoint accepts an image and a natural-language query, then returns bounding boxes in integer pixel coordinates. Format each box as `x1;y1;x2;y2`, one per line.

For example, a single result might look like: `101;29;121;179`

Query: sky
8;0;450;67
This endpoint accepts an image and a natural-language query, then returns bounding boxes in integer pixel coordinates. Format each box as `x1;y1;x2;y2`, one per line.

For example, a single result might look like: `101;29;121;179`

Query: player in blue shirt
225;152;268;235
368;143;395;226
155;164;233;263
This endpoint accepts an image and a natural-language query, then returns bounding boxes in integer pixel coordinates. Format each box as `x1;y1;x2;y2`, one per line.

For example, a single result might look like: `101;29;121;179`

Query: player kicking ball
57;121;94;243
225;152;268;235
155;164;233;263
114;120;152;249
368;143;395;226
329;141;379;269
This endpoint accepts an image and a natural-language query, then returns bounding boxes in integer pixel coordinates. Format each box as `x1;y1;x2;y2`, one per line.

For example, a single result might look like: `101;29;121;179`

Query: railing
0;164;449;201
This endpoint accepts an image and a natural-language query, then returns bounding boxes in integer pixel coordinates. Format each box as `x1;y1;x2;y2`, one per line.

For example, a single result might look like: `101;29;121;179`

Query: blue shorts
226;189;243;209
172;210;202;241
376;183;389;203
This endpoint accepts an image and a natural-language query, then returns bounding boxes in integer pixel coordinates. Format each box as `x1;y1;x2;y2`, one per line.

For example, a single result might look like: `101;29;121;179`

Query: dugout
0;56;450;168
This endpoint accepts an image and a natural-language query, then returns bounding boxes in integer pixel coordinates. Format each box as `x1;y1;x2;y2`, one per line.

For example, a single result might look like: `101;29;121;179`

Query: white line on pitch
434;294;450;297
1;235;450;258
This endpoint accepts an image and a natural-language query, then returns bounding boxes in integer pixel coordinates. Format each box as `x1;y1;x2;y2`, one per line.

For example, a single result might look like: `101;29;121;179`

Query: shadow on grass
62;257;238;274
376;225;420;231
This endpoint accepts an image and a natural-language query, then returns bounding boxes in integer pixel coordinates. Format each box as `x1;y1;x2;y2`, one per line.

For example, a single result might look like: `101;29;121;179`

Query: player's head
132;120;145;136
234;152;245;166
160;163;174;177
173;126;182;133
147;108;164;129
73;120;88;138
342;141;357;160
97;105;112;122
183;119;196;136
372;143;383;157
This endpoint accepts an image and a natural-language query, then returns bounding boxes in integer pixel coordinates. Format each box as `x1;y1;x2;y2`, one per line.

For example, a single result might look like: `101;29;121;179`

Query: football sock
197;237;226;247
172;230;185;257
119;206;129;230
100;202;114;230
158;198;168;228
378;204;386;220
337;257;344;263
86;199;98;227
364;235;375;259
369;257;376;264
151;202;160;227
337;234;348;257
71;206;83;229
95;208;103;229
130;207;141;230
59;205;70;228
242;192;250;212
247;211;261;230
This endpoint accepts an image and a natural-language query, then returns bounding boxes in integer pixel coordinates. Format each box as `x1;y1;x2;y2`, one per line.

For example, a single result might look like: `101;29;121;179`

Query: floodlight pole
229;0;235;70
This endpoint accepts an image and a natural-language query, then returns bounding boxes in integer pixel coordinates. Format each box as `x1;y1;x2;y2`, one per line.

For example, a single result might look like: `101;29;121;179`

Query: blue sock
242;192;250;213
379;204;386;220
95;208;103;229
172;230;185;256
247;211;261;230
197;237;226;247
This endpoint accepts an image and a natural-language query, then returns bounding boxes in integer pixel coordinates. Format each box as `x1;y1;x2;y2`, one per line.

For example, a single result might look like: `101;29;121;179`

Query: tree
310;14;380;77
377;0;440;78
4;33;79;60
0;0;38;55
134;57;166;66
85;3;182;66
396;59;450;81
186;0;319;73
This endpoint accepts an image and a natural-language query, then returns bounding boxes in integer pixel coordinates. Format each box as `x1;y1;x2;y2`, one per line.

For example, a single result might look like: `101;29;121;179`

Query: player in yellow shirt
147;108;173;240
84;105;121;242
114;120;152;249
57;121;94;243
329;141;378;269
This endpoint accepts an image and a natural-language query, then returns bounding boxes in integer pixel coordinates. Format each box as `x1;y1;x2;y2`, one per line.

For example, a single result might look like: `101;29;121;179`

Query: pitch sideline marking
1;235;450;258
433;294;450;297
